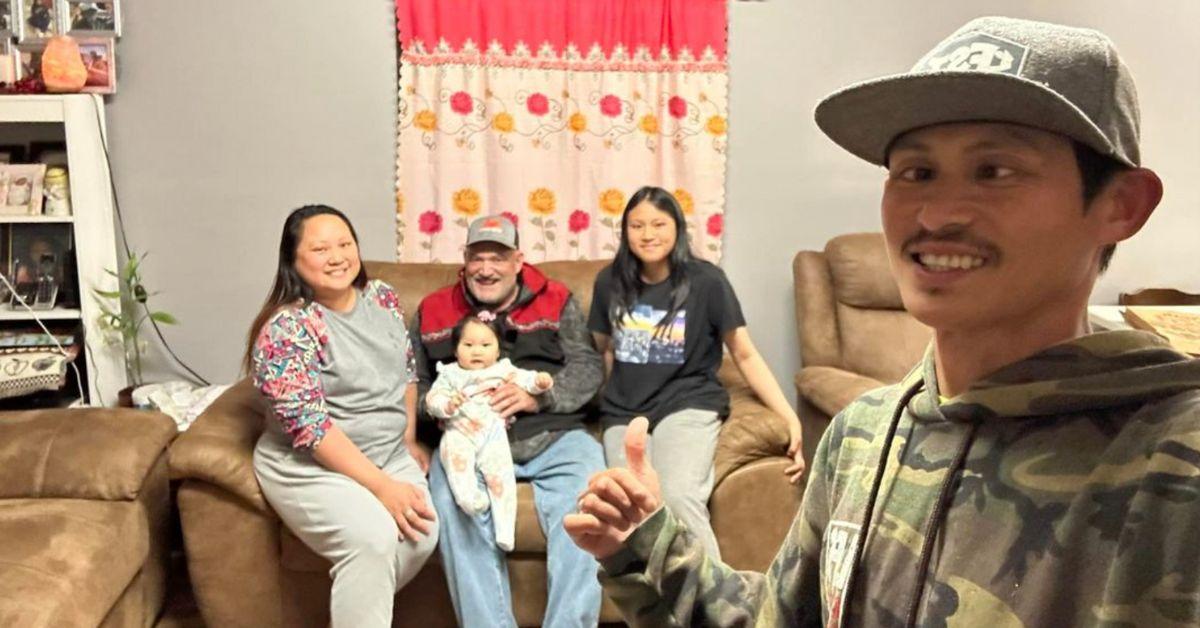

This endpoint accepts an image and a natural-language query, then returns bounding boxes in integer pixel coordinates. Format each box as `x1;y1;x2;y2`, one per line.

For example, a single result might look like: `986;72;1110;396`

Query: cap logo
917;32;1028;77
479;218;504;234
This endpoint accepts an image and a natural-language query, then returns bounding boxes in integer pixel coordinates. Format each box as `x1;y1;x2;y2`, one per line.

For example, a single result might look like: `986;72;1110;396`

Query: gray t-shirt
257;289;413;469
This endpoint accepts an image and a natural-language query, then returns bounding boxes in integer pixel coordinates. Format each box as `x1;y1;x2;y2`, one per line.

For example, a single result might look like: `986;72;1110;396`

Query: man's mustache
902;226;1001;259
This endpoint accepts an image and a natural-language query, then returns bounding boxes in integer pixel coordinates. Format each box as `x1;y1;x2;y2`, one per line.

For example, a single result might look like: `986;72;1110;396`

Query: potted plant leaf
93;251;177;406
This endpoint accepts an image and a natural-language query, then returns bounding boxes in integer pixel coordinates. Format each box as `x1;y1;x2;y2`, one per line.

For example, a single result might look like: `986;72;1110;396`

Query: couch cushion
825;232;905;310
0;409;176;501
0;498;148;627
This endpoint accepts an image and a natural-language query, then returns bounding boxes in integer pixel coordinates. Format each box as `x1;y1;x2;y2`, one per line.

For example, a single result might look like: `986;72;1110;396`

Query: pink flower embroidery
527;93;550;116
501;211;520;227
568;209;590;234
706;213;723;237
599;94;622;117
450;91;473;115
668;96;688;119
419;210;443;235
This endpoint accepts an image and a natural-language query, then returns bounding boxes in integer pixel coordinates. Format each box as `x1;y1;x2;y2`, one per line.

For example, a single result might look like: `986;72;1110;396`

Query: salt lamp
42;36;88;93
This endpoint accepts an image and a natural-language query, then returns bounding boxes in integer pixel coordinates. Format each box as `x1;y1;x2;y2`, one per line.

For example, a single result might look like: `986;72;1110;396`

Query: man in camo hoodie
564;16;1200;627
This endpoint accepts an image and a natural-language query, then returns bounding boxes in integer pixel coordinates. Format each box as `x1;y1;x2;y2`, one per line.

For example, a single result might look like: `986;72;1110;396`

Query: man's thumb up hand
625;416;650;473
623;417;661;513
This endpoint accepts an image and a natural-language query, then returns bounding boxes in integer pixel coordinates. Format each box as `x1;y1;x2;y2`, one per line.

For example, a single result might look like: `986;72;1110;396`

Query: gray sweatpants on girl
602;408;723;558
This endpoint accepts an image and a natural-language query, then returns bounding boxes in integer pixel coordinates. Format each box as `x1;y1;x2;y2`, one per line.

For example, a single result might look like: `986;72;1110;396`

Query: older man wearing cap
564;16;1200;627
409;214;605;626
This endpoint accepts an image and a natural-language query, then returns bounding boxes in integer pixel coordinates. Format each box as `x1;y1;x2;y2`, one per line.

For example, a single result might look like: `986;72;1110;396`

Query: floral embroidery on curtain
395;0;729;263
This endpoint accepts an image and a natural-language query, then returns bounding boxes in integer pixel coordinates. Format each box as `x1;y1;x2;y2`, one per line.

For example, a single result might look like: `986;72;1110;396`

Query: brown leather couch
0;408;177;627
792;233;931;466
169;259;803;628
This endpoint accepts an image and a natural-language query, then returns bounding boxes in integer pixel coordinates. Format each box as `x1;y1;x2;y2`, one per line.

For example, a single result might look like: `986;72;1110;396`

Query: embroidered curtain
394;0;729;263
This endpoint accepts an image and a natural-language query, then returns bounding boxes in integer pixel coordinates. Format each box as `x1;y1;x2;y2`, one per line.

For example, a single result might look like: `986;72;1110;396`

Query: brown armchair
169;259;803;627
792;233;931;466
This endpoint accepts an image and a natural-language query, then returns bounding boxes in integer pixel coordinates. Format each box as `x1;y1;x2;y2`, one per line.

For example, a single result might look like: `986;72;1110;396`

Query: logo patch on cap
917;32;1028;77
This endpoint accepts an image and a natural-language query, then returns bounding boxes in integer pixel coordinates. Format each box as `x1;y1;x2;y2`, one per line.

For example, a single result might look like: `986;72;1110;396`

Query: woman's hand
371;478;436;541
407;439;431;474
784;421;806;484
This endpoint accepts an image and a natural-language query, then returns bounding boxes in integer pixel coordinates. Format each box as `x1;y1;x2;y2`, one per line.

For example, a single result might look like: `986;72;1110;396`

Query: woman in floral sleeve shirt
247;205;437;628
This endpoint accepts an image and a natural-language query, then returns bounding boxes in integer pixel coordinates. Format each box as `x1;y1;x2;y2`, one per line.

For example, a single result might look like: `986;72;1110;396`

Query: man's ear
1095;167;1163;246
512;249;525;273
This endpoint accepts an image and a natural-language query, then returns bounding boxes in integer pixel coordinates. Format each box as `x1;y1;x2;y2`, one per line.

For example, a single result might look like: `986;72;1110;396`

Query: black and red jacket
412;264;597;443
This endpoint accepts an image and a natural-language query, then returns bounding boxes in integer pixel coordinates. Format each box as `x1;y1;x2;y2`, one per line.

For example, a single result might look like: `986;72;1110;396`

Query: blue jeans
430;429;604;628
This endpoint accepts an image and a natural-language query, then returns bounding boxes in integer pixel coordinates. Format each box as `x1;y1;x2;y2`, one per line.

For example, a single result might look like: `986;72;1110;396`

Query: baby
426;313;552;551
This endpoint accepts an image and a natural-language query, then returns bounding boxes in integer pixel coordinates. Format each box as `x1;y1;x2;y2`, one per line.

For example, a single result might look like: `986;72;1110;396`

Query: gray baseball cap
815;16;1142;166
466;214;519;249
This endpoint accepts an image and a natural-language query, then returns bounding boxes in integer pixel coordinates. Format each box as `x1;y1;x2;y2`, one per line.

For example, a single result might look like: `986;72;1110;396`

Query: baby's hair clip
477;310;497;323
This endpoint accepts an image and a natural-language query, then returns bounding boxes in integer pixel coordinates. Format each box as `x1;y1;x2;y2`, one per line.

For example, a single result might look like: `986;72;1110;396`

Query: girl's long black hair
243;204;368;372
610;186;694;337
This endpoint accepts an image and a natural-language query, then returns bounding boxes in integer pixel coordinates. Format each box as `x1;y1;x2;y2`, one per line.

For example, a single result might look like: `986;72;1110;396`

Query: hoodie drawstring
839;380;980;628
840;380;921;626
903;419;979;627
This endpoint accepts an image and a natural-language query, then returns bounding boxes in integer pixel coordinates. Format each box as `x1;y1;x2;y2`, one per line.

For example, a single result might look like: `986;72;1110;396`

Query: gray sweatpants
603;408;722;559
254;445;438;628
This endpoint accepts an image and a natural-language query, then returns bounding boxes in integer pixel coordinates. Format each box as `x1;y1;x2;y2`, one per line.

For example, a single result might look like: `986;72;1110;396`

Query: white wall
108;1;1200;389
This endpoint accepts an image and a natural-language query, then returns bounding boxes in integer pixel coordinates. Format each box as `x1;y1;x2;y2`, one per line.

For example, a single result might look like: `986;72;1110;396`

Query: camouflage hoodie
600;330;1200;627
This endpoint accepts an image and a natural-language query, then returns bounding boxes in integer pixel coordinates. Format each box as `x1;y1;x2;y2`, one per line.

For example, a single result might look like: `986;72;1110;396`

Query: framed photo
0;145;26;164
3;222;73;308
0;163;46;216
0;1;15;38
29;141;66;167
16;0;59;43
14;42;44;80
77;36;114;93
57;0;117;38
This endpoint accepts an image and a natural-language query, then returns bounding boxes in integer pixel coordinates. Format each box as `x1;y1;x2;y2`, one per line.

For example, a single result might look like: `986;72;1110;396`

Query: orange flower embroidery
639;114;660;134
568;112;588;133
599;189;626;217
492;112;515;133
453;188;482;217
706;115;727;136
528;188;557;216
674;188;695;215
414;109;438;131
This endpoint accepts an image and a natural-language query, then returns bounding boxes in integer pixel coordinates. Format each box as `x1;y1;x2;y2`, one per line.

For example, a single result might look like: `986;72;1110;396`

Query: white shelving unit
0;94;126;406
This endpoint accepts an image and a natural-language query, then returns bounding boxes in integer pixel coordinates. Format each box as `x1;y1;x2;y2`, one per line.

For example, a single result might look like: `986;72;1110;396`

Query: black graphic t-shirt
588;261;745;428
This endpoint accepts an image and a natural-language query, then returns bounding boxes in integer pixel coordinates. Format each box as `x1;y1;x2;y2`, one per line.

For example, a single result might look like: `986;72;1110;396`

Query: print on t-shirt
613;304;686;364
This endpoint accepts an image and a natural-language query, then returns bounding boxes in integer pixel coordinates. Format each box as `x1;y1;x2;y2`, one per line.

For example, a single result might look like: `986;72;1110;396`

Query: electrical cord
0;271;90;406
87;94;211;386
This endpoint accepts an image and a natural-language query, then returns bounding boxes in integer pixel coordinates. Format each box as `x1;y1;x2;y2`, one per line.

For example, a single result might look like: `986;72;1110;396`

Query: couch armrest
168;379;271;513
0;408;176;500
795;366;884;419
713;357;791;486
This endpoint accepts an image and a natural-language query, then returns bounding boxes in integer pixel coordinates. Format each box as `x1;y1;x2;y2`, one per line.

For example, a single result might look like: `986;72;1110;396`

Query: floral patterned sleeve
367;279;419;384
252;306;332;449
